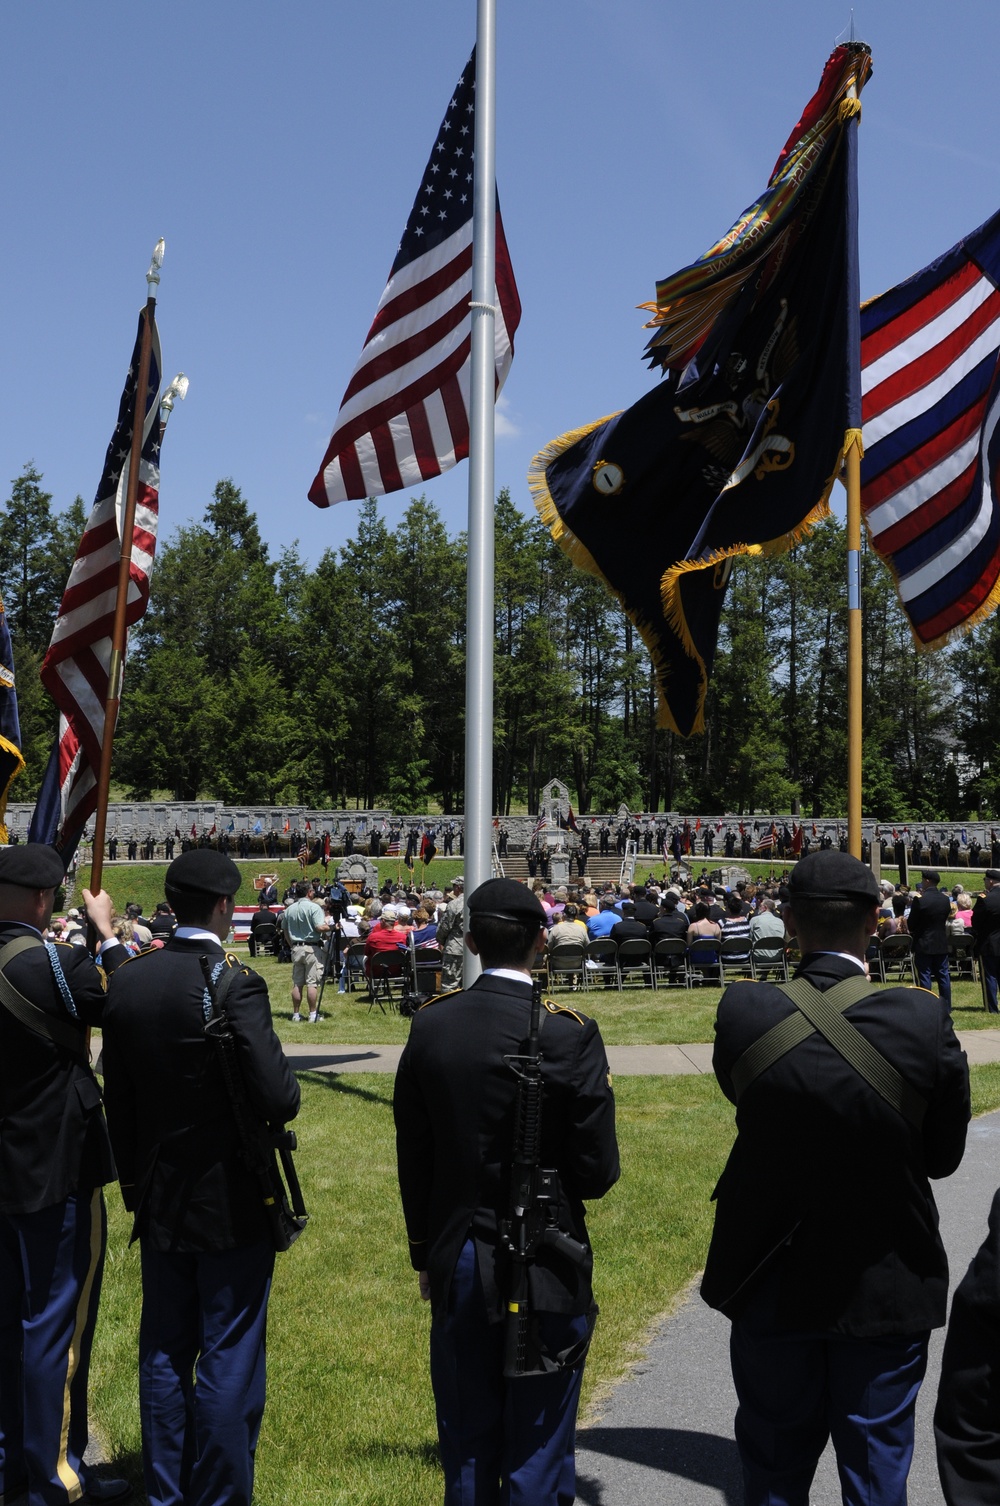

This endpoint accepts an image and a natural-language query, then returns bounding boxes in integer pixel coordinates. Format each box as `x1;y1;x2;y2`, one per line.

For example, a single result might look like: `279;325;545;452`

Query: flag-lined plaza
7;7;1000;1505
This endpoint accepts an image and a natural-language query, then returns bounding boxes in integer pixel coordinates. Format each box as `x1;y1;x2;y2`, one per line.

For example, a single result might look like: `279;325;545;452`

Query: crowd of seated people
519;867;994;996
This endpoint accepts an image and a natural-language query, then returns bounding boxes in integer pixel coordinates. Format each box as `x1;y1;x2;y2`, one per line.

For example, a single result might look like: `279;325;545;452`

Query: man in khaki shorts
280;881;329;1022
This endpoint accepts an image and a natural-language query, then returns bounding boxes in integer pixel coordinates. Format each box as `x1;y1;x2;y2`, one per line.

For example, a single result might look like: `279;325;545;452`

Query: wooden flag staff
89;239;164;892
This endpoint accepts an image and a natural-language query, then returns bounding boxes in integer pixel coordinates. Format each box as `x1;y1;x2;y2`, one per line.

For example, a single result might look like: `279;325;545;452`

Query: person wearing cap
702;848;970;1506
100;848;299;1506
434;875;466;991
62;905;87;946
907;869;953;1006
0;844;131;1506
279;879;330;1023
971;871;1000;1013
393;877;619;1504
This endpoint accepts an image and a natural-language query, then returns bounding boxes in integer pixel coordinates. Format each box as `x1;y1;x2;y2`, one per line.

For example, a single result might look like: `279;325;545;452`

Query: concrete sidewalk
283;1041;719;1076
572;1112;1000;1506
284;1030;1000;1077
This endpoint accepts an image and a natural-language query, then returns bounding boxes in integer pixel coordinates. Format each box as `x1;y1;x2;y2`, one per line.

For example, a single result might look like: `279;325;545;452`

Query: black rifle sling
731;974;928;1129
0;934;89;1063
205;958;309;1234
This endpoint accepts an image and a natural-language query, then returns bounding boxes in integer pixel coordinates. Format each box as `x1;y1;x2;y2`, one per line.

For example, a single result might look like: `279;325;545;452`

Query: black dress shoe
80;1480;133;1504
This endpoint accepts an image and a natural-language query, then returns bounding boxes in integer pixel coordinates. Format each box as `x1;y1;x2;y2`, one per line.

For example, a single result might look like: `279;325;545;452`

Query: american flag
308;49;520;507
29;310;162;851
861;209;1000;650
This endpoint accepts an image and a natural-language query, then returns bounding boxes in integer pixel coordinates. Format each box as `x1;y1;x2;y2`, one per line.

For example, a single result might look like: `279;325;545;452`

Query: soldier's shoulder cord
542;997;589;1025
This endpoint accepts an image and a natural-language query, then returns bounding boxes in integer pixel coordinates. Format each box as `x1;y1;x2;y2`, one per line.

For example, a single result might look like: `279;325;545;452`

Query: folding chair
586;938;620;991
652;937;689;989
547;943;587;991
687;937;722;985
412;945;443;996
719;936;754;985
531;949;549;991
343;940;368;993
750;936;789;982
249;921;277;958
878;934;917;986
616;938;653;990
948;932;977;982
368;955;405;1013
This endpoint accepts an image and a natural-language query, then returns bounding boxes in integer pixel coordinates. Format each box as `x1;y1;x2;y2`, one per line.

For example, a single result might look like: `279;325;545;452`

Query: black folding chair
586;938;619;991
750;936;789;982
367;955;405;1013
949;932;977;982
687;937;722;985
547;943;587;992
719;936;754;984
652;937;689;989
878;934;917;986
248;921;277;958
616;938;653;990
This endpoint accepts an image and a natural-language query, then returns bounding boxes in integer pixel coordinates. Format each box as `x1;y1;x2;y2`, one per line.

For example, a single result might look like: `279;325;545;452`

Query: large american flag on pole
28;311;162;851
861;210;1000;648
308;49;520;507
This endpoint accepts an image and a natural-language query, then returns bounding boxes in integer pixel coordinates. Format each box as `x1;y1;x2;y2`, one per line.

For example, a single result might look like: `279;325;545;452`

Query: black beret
467;877;546;927
0;843;65;889
165;849;242;897
987;869;1000;883
787;850;879;904
920;869;941;884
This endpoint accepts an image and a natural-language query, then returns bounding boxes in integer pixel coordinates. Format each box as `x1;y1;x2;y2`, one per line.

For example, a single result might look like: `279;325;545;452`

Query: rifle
501;976;590;1378
199;955;308;1251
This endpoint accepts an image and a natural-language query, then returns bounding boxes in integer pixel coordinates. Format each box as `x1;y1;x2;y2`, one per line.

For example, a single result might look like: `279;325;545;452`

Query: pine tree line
1;462;996;819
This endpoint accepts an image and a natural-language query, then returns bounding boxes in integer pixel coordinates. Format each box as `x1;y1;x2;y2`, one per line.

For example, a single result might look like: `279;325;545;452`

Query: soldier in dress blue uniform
394;878;619;1504
0;844;130;1506
101;850;300;1506
704;850;970;1506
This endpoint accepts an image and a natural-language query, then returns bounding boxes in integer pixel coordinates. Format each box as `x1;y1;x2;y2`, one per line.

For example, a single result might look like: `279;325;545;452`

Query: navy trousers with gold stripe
0;1188;106;1506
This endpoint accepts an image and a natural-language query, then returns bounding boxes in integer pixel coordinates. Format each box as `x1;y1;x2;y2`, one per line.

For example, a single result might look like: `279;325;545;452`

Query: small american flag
309;49;520;507
29;311;162;851
862;210;1000;649
297;841;309;867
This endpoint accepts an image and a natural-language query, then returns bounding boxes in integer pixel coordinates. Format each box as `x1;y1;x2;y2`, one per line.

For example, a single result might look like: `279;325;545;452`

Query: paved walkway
283;1030;1000;1077
571;1112;1000;1506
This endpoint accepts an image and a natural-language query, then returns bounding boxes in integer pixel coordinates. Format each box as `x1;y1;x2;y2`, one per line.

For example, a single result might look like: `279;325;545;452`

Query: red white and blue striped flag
29;311;163;853
308;49;520;507
861;211;1000;648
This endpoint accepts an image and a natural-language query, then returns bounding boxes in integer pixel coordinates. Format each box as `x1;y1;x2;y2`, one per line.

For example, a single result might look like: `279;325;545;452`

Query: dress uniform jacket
702;953;970;1335
101;936;300;1252
394;973;619;1319
907;888;952;954
0;924;125;1215
971;888;1000;957
935;1185;1000;1505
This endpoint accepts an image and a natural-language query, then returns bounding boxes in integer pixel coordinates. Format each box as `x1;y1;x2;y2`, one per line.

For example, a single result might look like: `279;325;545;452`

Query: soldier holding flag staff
0;844;129;1506
393;877;619;1505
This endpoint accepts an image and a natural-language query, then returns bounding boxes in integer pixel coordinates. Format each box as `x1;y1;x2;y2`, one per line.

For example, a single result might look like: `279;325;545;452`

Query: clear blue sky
2;0;999;566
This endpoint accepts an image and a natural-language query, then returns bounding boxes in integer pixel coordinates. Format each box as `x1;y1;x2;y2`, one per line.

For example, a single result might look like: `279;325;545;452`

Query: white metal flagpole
463;0;498;985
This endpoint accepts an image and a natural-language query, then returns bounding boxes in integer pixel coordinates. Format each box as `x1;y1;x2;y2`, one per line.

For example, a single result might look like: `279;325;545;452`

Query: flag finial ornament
160;373;189;417
147;238;166;289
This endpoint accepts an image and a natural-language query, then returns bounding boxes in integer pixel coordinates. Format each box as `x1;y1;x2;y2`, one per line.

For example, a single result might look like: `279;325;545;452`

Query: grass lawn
72;857;466;918
632;859;991;894
90;1063;1000;1505
236;952;1000;1047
